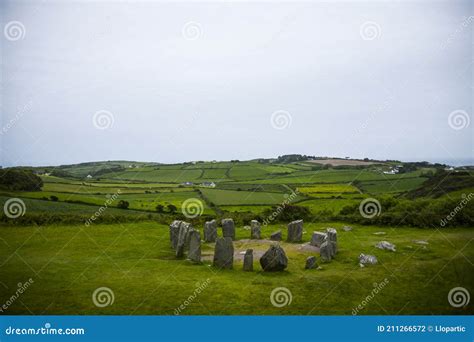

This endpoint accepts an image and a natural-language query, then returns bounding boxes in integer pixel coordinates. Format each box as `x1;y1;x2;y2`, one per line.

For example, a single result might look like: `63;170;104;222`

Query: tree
167;204;177;213
117;200;130;209
156;204;164;213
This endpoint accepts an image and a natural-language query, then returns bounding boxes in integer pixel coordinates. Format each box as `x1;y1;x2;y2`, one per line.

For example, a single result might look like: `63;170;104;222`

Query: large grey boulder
326;227;338;256
270;230;282;241
213;237;234;269
250;220;261;239
221;218;235;240
359;253;378;266
305;256;317;269
204;219;217;243
287;220;303;242
169;220;182;249
176;222;192;258
320;241;332;262
260;244;288;272
188;230;201;263
375;241;396;252
310;231;327;247
243;249;253;271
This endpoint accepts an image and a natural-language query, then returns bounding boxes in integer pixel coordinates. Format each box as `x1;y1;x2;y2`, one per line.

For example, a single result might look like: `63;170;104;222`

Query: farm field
0;222;472;315
1;158;473;316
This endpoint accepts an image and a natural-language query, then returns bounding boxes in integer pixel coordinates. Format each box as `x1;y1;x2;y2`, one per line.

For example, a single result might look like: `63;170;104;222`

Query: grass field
1;159;472;316
0;222;472;315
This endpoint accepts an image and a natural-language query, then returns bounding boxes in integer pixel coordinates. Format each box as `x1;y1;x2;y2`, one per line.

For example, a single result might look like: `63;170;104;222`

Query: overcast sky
1;0;472;166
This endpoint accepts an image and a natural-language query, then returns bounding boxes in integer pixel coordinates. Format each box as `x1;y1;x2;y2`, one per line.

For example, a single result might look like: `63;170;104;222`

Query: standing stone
169;220;182;249
270;230;282;241
320;241;332;262
287;219;303;242
213;237;234;269
188;230;201;262
250;220;261;239
176;222;192;258
260;244;288;272
204;219;218;243
310;231;327;247
305;256;317;269
221;218;235;240
243;249;253;271
326;227;338;257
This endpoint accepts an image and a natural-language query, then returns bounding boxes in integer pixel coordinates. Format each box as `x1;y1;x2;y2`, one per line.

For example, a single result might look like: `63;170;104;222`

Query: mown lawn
0;221;472;315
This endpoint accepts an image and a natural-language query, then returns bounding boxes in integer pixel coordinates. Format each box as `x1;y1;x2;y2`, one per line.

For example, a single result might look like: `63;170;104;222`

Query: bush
117;200;130;209
0;169;43;191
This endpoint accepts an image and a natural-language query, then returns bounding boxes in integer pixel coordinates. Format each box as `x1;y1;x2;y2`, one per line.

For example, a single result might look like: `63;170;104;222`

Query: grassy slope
0;222;472;315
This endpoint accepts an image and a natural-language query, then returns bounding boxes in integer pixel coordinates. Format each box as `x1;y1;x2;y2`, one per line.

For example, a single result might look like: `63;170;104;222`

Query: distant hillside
405;170;474;198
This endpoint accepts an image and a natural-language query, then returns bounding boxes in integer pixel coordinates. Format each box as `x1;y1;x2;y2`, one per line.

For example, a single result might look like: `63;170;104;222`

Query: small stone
188;230;201;262
260;244;288;272
250;220;261;239
204;219;218;243
373;232;386;235
375;241;396;252
221;218;235;240
243;249;253;271
359;253;378;265
287;219;303;242
270;230;282;241
320;241;332;262
342;225;353;231
412;240;429;245
213;237;234;269
305;256;317;269
243;225;251;230
310;231;327;247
